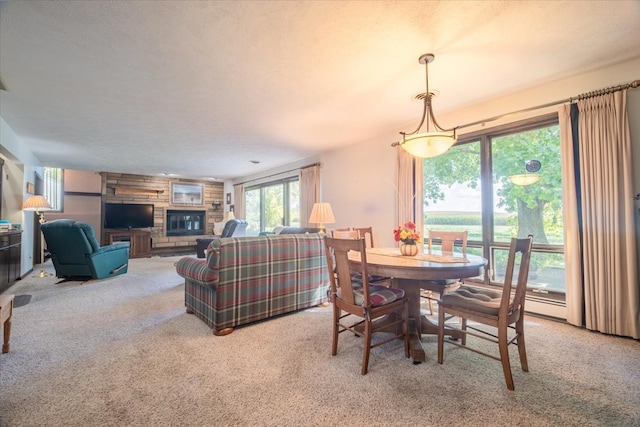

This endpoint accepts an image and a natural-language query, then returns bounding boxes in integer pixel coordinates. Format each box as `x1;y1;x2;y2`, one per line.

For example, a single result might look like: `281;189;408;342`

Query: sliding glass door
423;114;566;298
244;177;299;236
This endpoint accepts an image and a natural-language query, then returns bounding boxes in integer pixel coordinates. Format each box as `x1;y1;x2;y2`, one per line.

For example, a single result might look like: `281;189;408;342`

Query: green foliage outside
244;180;300;236
422;125;566;287
423;125;563;244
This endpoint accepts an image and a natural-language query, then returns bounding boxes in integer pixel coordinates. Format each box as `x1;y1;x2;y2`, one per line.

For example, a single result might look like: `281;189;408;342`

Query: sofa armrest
175;257;219;287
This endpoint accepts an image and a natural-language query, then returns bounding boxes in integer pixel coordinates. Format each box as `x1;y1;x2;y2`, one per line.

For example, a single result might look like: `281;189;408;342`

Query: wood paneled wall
102;173;224;253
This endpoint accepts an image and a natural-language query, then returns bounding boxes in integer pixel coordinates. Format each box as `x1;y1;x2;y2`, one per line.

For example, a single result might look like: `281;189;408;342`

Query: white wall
320;138;397;246
0;117;43;276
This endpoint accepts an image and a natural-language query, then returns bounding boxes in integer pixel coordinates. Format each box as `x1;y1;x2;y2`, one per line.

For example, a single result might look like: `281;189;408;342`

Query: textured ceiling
1;1;639;180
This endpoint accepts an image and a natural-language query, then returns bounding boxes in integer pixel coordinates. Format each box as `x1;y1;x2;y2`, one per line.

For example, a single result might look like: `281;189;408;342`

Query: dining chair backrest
331;229;359;239
501;235;534;318
324;236;369;305
428;230;468;253
323;235;410;374
354;226;375;248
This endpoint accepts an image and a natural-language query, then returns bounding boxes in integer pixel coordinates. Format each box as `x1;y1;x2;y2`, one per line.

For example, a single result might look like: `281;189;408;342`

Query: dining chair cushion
440;286;502;315
457;285;502;299
350;272;391;284
425;278;461;286
338;283;405;307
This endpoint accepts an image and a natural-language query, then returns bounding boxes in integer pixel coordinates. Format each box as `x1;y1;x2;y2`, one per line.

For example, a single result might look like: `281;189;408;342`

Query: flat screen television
104;203;154;229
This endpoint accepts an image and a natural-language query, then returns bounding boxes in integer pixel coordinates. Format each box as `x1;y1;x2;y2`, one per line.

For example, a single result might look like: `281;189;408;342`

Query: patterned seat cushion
440;286;502;315
339;283;405;307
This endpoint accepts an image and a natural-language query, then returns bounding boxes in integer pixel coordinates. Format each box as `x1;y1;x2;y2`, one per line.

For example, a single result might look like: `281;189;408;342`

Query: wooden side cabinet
105;229;151;259
0;231;22;293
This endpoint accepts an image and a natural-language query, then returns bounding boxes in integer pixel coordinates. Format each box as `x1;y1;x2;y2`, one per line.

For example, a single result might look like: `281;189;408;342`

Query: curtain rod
236;162;320;186
455;79;640;131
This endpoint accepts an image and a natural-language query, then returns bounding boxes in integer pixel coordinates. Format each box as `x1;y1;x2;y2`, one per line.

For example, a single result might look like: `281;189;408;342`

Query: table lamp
308;202;335;233
22;195;52;278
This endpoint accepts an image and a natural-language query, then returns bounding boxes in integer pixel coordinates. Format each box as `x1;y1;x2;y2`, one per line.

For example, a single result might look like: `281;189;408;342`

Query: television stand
105;229;151;258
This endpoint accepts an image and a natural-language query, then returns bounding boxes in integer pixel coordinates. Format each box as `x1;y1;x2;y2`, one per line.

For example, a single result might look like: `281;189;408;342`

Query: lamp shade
224;211;235;221
400;132;456;158
308;203;335;225
22;195;52;211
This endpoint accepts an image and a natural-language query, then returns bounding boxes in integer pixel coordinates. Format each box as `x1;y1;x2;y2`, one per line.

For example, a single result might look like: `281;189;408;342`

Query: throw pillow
213;221;226;235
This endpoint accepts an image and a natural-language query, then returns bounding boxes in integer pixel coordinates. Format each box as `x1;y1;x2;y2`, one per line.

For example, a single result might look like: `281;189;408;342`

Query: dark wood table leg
395;279;427;363
394;279;465;363
353;278;465;364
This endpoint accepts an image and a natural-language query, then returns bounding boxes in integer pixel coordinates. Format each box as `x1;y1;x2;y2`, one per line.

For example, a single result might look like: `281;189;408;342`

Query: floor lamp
22;195;52;278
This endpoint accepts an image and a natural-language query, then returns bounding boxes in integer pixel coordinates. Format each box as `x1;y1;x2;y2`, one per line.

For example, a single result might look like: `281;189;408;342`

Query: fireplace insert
166;210;205;236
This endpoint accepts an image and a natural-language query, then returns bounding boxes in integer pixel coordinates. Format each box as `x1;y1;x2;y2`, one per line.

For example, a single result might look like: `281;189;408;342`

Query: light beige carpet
1;256;639;427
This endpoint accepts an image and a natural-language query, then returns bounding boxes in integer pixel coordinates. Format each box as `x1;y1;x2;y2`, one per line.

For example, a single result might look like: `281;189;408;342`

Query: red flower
393;221;420;243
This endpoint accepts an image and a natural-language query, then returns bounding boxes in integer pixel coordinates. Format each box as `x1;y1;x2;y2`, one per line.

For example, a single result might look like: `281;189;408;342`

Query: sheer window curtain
299;164;320;227
397;148;423;243
559;91;639;339
233;184;244;219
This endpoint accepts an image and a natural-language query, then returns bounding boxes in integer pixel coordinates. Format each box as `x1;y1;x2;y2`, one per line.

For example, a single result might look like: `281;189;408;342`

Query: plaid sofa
175;233;330;335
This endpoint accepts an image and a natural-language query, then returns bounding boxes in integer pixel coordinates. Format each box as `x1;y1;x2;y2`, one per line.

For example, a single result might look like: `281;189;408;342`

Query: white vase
400;243;419;256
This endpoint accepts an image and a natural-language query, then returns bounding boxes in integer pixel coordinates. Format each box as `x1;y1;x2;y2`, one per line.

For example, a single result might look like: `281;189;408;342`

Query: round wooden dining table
348;247;488;363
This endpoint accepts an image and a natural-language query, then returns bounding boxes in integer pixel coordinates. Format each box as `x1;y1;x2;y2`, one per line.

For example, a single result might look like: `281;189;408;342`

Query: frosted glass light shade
22;195;52;211
400;132;456;158
508;174;541;186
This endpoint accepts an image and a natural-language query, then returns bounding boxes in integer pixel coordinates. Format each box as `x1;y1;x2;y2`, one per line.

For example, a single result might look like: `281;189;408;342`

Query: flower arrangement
393;221;421;244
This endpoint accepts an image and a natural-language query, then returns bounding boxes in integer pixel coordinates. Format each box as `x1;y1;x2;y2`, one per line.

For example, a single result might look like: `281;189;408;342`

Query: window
244;177;299;236
43;167;63;211
422;114;565;297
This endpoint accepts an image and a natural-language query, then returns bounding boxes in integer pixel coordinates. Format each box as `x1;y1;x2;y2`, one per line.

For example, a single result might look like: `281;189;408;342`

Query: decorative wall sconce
212;200;221;211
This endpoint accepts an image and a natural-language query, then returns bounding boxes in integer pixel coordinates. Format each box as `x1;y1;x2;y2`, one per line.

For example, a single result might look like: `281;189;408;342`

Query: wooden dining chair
349;226;390;285
437;235;533;390
324;236;410;375
354;226;375;248
422;230;469;314
330;229;359;239
427;230;468;253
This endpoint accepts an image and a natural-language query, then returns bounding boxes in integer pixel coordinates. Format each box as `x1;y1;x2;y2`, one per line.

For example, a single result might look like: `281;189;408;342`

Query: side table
0;294;15;353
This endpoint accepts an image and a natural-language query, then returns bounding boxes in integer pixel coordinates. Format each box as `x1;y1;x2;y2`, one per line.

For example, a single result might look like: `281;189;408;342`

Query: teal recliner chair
41;219;130;280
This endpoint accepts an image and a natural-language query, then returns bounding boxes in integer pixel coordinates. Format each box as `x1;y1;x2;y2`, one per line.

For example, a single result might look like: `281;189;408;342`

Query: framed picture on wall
171;182;204;206
226;192;231;204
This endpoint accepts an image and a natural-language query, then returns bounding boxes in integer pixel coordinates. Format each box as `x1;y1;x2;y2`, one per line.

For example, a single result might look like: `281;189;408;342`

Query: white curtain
233;183;244;219
396;148;423;243
559;91;639;338
299;164;320;227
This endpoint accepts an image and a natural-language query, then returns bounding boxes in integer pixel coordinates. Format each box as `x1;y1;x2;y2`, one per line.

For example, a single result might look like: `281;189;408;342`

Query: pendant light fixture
392;53;457;158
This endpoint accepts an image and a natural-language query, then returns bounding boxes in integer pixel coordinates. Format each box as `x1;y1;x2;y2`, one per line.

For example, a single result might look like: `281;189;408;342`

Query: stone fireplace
166;210;206;236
